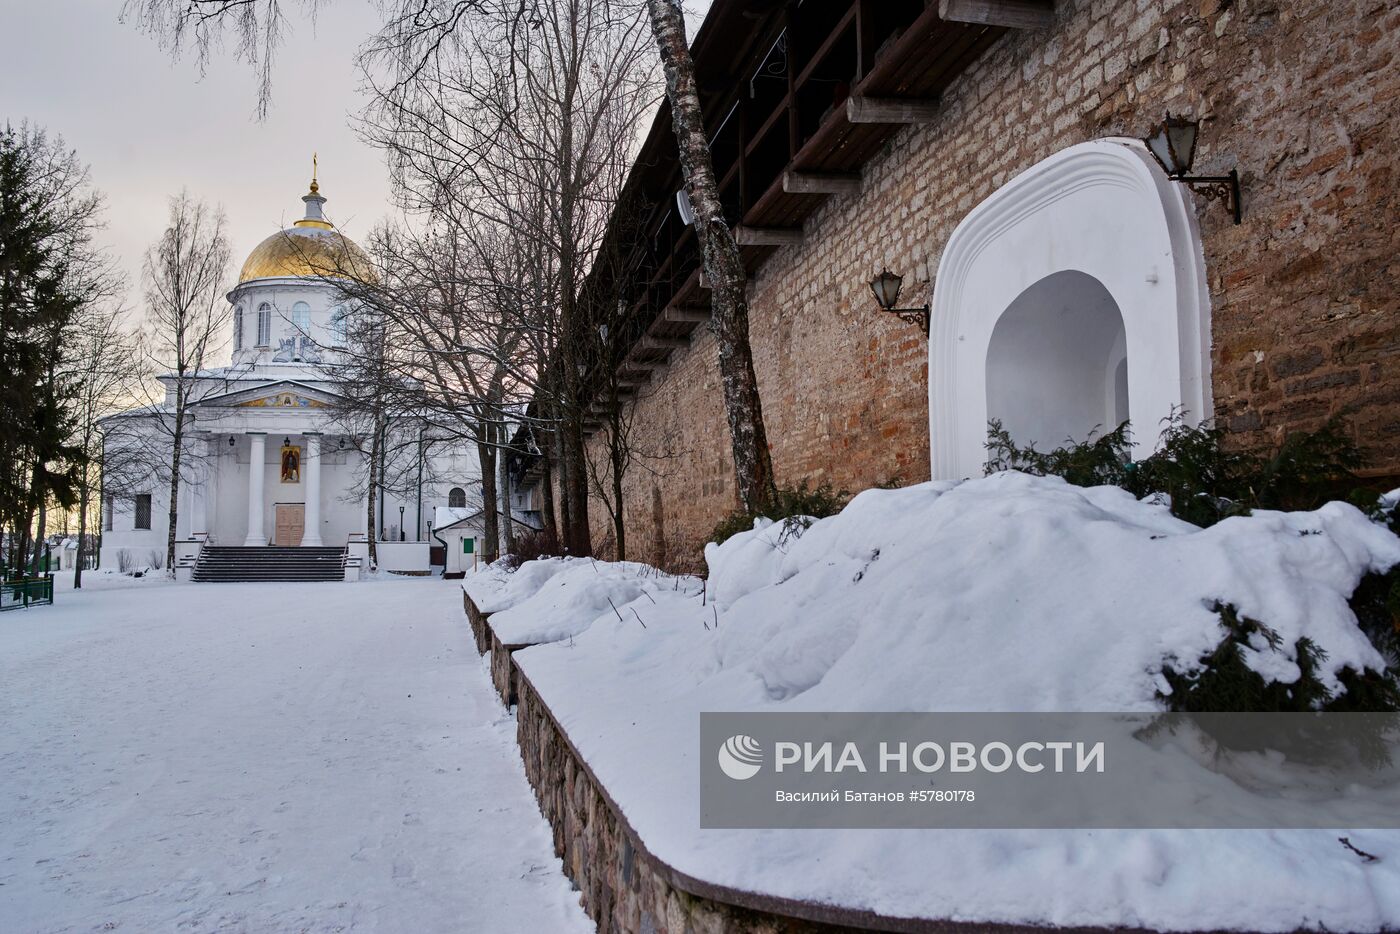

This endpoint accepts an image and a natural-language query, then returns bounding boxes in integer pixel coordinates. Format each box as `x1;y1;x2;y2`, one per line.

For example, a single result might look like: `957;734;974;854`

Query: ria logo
717;734;763;780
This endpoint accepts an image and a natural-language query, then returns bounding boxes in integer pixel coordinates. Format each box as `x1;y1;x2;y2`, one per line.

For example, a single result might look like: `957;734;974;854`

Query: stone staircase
191;546;346;583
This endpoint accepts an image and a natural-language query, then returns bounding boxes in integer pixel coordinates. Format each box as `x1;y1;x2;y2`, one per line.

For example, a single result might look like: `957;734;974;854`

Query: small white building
99;175;485;577
431;506;542;579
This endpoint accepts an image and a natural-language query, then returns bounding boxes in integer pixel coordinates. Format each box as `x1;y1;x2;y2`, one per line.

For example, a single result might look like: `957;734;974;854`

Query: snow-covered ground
0;578;591;934
471;473;1400;932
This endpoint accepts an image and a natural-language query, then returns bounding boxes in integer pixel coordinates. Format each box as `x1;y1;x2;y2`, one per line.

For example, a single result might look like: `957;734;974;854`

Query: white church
99;174;502;580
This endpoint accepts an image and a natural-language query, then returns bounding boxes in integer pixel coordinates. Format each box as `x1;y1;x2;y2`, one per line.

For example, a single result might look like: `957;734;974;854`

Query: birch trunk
165;401;184;577
646;0;777;515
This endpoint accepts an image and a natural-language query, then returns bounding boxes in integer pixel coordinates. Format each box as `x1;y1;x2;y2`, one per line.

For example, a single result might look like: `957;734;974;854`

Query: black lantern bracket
868;267;931;337
886;306;931;336
1143;113;1243;225
1177;169;1242;225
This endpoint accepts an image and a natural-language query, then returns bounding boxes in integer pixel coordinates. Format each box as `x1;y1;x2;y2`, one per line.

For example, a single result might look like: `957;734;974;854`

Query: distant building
100;175;484;576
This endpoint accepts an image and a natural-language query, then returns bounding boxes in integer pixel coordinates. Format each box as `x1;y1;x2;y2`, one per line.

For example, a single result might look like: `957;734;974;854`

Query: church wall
584;0;1400;574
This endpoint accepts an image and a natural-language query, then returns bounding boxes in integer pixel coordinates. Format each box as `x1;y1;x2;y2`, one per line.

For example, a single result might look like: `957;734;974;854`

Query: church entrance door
274;504;305;547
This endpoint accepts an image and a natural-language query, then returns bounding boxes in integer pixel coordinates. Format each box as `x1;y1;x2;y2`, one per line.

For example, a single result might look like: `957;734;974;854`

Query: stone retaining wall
463;591;533;707
463;589;491;655
462;592;1261;933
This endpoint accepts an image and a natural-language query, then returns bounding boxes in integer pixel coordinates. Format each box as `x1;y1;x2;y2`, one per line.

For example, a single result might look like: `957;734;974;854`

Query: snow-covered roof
434;506;483;533
434;506;544;534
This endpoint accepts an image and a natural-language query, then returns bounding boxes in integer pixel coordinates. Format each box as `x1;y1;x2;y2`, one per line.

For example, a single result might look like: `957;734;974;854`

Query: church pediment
195;380;341;411
238;391;328;409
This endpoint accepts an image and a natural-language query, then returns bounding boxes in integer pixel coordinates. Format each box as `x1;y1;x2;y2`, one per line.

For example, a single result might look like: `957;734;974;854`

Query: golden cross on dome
310;152;319;194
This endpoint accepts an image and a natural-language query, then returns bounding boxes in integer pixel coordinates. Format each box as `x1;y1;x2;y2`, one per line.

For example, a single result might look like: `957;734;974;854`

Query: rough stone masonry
580;0;1400;573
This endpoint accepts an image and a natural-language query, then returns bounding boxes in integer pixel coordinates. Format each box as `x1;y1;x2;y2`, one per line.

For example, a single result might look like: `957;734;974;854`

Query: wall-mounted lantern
869;267;930;336
1143;113;1242;224
228;435;236;448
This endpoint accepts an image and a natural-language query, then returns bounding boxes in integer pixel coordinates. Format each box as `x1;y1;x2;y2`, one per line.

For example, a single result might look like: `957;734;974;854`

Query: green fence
1;577;54;611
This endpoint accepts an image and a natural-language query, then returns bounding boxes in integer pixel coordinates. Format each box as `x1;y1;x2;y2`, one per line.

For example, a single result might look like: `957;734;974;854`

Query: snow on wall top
473;472;1400;930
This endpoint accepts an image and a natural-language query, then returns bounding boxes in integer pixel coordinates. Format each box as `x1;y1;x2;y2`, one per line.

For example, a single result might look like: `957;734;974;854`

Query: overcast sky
1;1;713;319
0;0;399;314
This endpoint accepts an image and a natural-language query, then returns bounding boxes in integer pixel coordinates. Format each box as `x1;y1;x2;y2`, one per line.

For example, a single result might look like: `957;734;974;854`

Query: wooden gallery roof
571;0;1056;434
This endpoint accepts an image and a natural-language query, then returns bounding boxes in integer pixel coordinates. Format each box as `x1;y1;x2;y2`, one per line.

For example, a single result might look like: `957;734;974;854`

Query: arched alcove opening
928;139;1212;479
985;271;1128;449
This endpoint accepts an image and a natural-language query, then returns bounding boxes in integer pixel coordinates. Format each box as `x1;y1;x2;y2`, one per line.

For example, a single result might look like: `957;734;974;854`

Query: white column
244;432;267;546
189;437;208;538
302;433;323;546
207;438;221;543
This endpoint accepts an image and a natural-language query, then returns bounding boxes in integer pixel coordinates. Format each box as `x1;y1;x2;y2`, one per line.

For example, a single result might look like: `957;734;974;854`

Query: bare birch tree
67;302;143;587
357;0;658;557
644;0;775;515
138;191;232;577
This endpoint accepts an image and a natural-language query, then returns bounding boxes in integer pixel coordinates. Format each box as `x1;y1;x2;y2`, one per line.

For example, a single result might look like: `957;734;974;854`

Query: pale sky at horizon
1;0;395;319
0;0;713;325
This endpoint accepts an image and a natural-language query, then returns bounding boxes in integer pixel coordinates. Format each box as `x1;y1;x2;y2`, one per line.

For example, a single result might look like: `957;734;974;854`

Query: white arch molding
928;139;1212;480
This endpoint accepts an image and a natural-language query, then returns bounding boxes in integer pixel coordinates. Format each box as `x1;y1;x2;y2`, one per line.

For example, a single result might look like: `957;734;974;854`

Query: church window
103;496;114;531
257;303;272;346
330;305;348;346
448;487;467;508
134;494;152;530
234;305;244;350
292;301;311;336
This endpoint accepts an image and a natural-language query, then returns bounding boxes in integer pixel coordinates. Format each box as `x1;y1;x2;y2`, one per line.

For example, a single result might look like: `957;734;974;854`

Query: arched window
256;303;272;346
233;305;244;350
448;487;467;508
291;301;311;336
330;305;348;346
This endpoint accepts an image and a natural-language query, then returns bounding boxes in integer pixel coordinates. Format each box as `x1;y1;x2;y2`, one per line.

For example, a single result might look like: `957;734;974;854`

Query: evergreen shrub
710;481;848;547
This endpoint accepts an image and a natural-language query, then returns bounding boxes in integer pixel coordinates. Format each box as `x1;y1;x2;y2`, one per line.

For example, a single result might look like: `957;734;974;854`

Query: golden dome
237;175;375;283
237;226;374;283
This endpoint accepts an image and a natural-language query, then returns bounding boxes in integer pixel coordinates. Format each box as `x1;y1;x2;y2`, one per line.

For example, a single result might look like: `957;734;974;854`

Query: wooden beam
661;305;711;324
735;225;804;247
783;171;862;195
621;354;665;373
636;334;689;353
938;0;1054;29
846;95;941;124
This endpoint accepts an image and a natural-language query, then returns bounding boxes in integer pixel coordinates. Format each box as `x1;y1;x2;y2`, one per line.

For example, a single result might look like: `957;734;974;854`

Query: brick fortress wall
579;0;1400;573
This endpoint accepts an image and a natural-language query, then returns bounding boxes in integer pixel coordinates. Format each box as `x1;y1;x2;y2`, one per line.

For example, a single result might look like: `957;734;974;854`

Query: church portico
198;423;359;549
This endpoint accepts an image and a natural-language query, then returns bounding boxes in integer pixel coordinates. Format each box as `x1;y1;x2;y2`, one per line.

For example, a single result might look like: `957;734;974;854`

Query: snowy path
0;577;592;933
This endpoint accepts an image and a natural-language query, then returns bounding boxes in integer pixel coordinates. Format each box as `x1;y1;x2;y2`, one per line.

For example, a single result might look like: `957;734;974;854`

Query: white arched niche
928;139;1211;479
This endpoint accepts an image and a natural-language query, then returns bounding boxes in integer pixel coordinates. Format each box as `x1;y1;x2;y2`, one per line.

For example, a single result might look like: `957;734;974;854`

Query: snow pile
702;472;1397;710
487;559;699;645
464;556;586;613
473;473;1400;932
